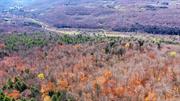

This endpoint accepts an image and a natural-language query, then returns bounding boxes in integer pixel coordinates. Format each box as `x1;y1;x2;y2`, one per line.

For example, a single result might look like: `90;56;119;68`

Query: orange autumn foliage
148;52;156;59
95;76;107;86
7;90;20;100
41;82;55;94
80;73;88;82
73;44;81;49
59;79;69;89
101;80;116;95
0;70;7;77
145;91;157;101
125;43;130;48
102;87;112;95
129;74;145;86
113;86;126;97
173;85;180;94
106;80;116;88
2;56;26;71
16;63;26;71
43;95;52;101
103;70;112;79
164;91;173;100
0;37;179;101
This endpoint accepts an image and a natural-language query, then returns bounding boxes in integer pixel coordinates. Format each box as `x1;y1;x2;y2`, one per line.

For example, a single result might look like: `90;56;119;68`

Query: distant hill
0;0;180;35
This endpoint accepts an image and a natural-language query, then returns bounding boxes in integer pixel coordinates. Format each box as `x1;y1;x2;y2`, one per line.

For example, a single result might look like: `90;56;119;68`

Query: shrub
105;41;126;56
3;77;27;92
0;89;14;101
0;89;35;101
1;77;39;101
49;91;75;101
58;34;94;44
0;50;9;58
112;47;126;56
105;41;116;54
